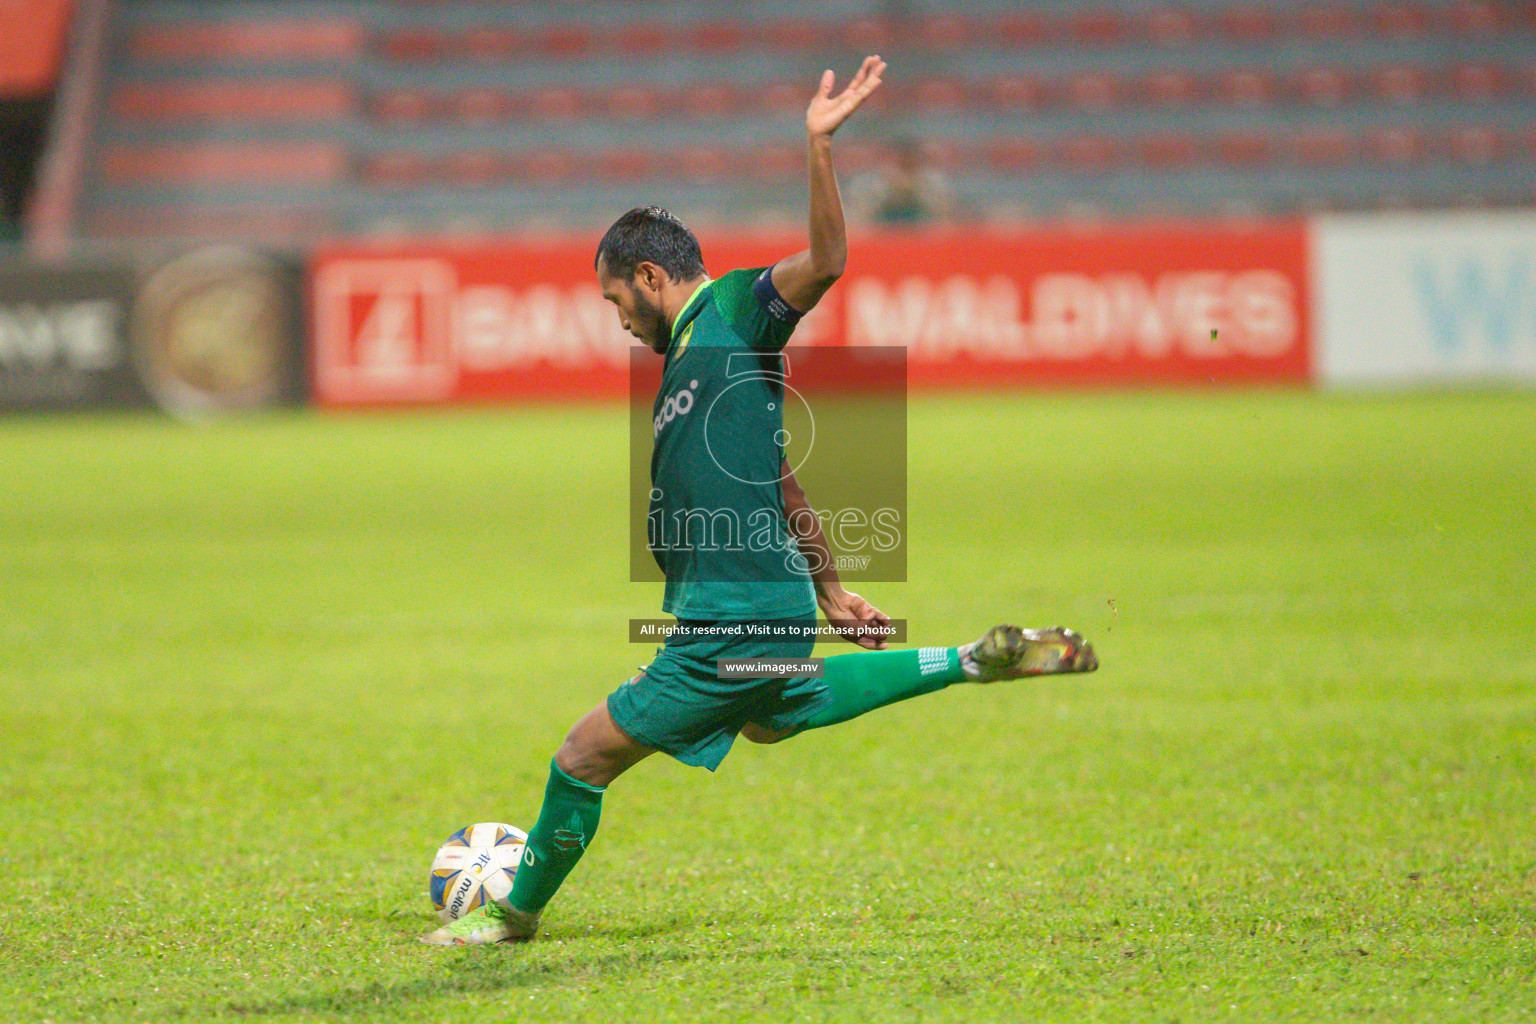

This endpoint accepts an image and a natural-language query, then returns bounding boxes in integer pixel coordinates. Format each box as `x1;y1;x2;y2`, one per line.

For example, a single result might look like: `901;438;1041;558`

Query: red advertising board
310;224;1309;406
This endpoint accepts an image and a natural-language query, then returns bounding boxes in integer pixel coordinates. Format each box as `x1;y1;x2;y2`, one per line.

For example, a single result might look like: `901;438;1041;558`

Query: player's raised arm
769;55;886;314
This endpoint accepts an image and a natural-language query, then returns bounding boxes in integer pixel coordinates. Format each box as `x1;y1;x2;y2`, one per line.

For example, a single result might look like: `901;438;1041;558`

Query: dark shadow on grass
209;916;697;1019
220;948;696;1019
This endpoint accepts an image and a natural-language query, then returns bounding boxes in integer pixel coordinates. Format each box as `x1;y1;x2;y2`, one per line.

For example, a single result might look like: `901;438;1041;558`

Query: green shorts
608;615;831;771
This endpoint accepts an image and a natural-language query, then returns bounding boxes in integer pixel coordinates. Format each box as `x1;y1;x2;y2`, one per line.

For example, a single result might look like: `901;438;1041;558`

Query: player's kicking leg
744;623;1098;742
419;702;653;946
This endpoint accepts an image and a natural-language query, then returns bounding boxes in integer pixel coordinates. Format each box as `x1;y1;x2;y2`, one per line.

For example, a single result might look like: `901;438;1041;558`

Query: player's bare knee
741;722;793;745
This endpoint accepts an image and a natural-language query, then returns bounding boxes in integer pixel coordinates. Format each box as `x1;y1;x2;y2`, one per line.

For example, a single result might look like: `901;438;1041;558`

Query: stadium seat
1057;135;1120;171
452;89;511;125
1374;3;1432;36
983;138;1044;172
995;12;1048;46
1135;134;1200;167
1143;69;1200;107
685;22;746;53
1296;6;1358;39
113;81;356;122
912;78;970;114
131;18;363;62
1373;64;1431;104
1216;132;1277;166
1368;126;1429;163
605;84;664;121
1068;10;1126;44
1447;125;1504;164
617;23;671;54
1298;67;1352;106
678;83;740;119
1219;68;1275;107
1066;72;1120;111
1220;6;1280;41
916;15;973;48
1145;8;1202;45
1292;129;1357;164
988;74;1048;110
534;25;593;58
528;87;586;121
376;28;444;62
1451;63;1506;101
461;27;521;61
1451;2;1503;35
372;88;439;123
101;142;348;184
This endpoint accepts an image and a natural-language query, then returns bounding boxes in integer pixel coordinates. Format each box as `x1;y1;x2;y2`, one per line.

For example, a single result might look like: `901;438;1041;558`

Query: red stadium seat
1065;72;1119;111
527;87;586;120
1373;64;1431;104
605;84;664;121
521;150;576;183
451;88;510;125
982;138;1044;172
988;74;1048;110
372;88;439;123
617;23;671;54
686;22;745;53
995;13;1049;46
444;151;510;185
842;18;895;50
761;20;824;50
101;142;348;184
1221;6;1279;41
357;150;434;185
1145;7;1202;45
595;149;656;181
916;15;973;48
1292;129;1357;164
1295;6;1358;39
761;81;808;116
1374;3;1432;36
1057;135;1120;171
460;27;522;60
1069;10;1126;43
535;25;592;58
376;29;444;62
1450;2;1503;35
1135;134;1200;167
745;143;802;180
1297;67;1351;106
133;18;364;61
1219;67;1275;107
113;80;356;121
912;77;970;114
677;83;739;119
1447;125;1504;164
1216;132;1277;166
1142;69;1199;107
678;145;732;183
1451;62;1506;101
1368;126;1429;163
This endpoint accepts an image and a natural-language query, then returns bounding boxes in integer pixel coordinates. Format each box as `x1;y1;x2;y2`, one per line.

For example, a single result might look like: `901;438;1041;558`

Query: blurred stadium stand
24;0;1536;244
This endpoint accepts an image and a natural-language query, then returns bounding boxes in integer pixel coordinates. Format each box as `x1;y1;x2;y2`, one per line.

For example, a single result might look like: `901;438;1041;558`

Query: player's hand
806;55;886;140
818;588;892;650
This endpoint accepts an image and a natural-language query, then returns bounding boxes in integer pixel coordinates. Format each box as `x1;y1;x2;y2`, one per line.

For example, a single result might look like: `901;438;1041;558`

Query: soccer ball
429;822;528;923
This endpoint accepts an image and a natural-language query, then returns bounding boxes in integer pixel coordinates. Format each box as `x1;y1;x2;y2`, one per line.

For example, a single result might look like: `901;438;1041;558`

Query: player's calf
959;624;1098;682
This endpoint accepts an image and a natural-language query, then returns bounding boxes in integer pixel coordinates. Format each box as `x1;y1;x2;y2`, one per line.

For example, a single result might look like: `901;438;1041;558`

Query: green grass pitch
2;390;1533;1022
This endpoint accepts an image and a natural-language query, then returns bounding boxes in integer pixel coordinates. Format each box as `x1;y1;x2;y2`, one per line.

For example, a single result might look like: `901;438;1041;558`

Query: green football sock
508;759;605;915
795;646;965;732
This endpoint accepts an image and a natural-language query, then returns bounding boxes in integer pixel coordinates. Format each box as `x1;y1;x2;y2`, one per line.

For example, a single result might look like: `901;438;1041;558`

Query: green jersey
648;267;816;621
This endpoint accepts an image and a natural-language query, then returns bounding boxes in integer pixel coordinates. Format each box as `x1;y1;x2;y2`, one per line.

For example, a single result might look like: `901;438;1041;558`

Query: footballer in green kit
422;56;1099;947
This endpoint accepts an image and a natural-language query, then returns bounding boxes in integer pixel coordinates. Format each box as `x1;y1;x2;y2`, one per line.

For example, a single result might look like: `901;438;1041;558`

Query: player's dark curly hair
594;206;706;282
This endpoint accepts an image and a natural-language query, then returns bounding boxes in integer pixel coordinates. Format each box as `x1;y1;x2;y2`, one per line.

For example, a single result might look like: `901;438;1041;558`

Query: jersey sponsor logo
653;377;700;438
551;828;585;852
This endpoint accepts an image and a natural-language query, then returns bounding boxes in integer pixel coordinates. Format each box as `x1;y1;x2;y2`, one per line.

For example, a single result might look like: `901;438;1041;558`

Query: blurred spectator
851;137;960;226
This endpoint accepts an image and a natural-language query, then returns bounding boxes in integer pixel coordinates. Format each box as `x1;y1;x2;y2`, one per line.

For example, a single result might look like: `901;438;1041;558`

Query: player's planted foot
418;902;540;946
959;624;1098;682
